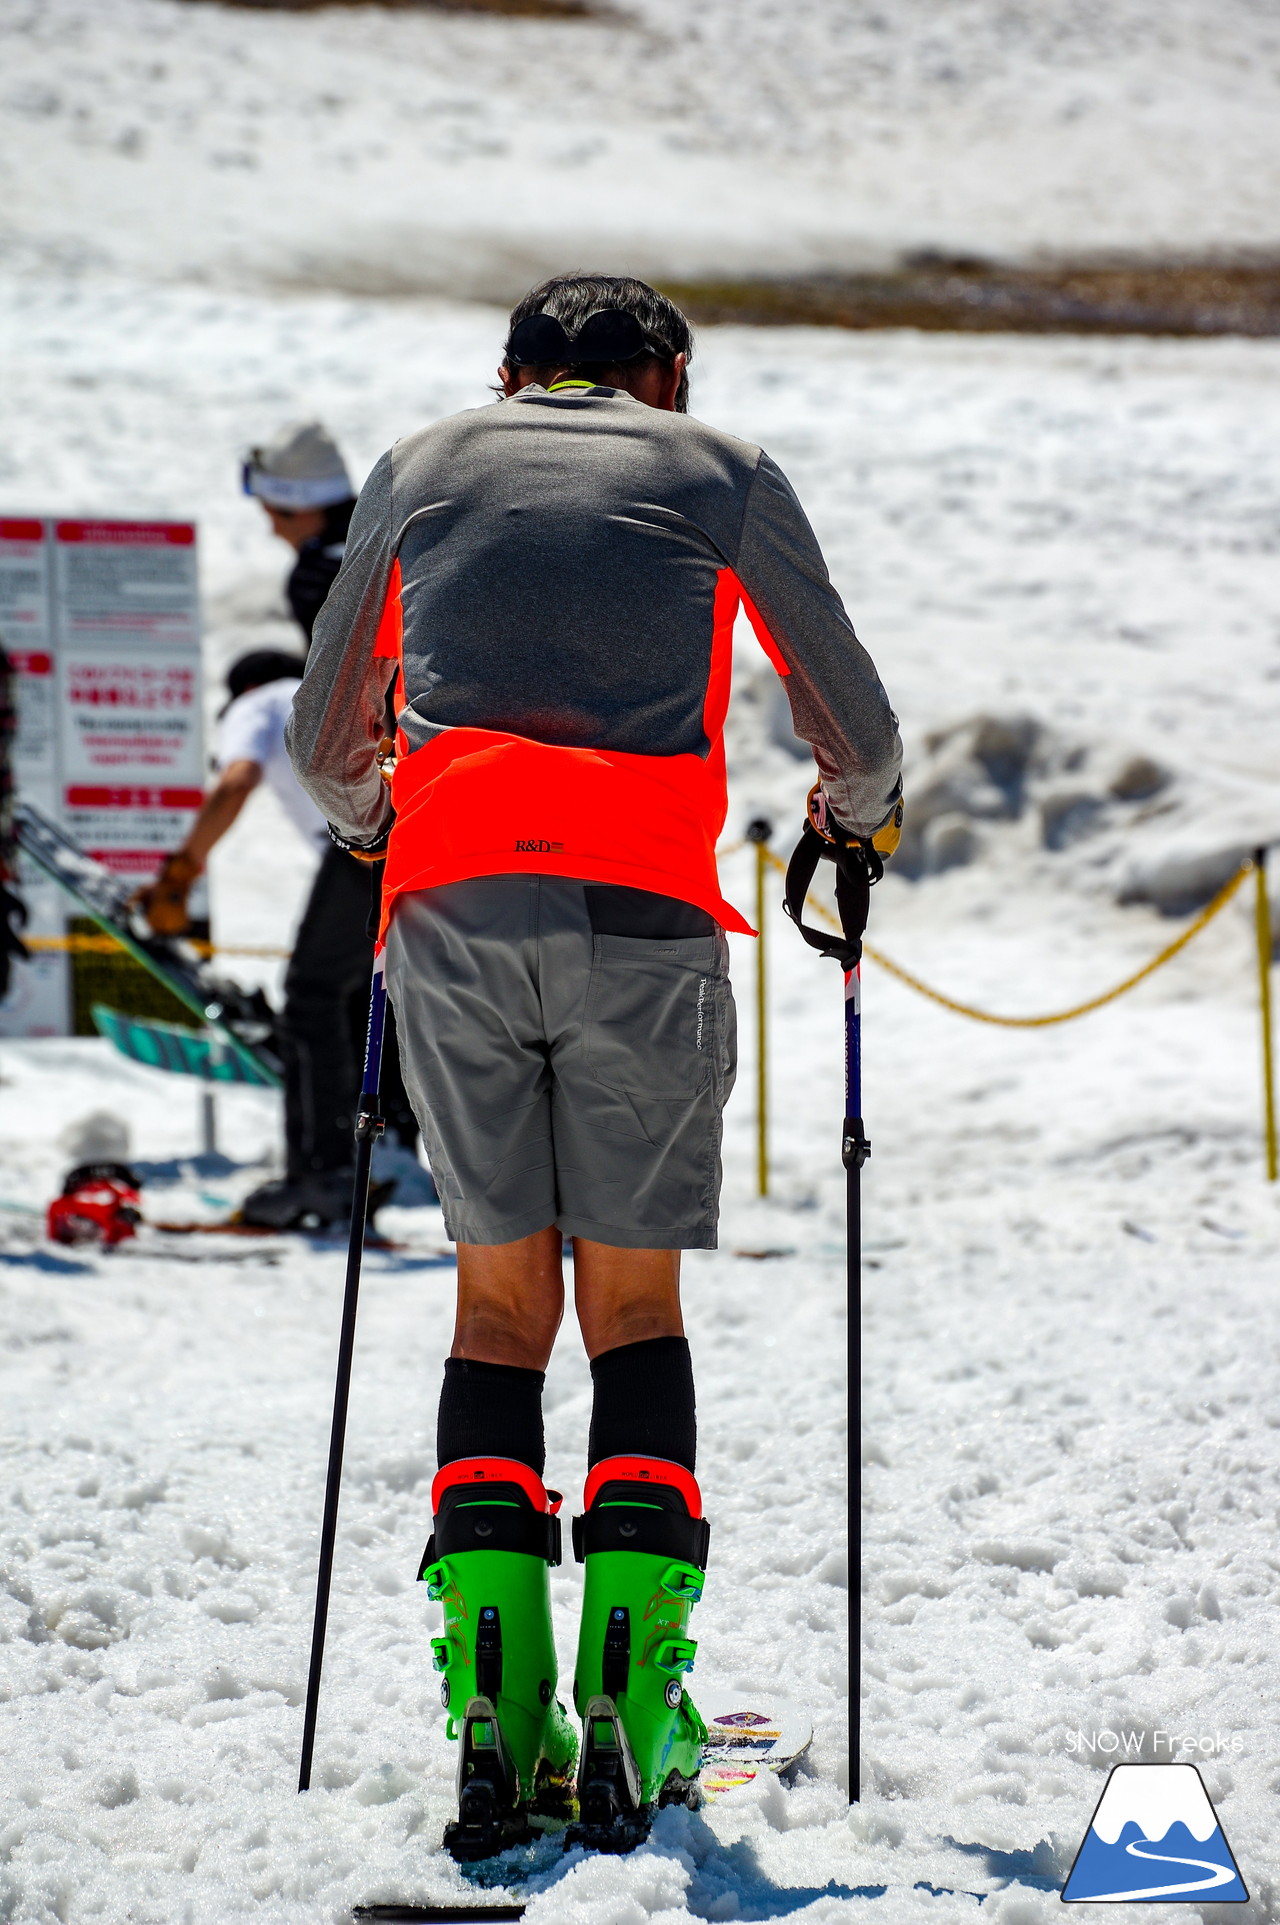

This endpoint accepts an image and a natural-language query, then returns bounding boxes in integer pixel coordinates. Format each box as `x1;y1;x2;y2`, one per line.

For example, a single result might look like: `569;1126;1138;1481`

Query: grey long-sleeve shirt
288;383;901;848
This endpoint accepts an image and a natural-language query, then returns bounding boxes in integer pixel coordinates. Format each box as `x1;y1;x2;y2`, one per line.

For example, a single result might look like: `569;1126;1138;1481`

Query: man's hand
814;784;904;862
130;850;201;936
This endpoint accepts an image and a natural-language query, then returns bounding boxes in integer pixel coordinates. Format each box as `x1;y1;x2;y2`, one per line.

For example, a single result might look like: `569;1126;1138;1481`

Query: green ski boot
419;1456;578;1860
566;1455;710;1853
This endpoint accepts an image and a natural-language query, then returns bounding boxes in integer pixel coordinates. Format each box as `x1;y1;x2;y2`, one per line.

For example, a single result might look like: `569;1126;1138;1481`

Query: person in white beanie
242;421;358;647
133;426;423;1230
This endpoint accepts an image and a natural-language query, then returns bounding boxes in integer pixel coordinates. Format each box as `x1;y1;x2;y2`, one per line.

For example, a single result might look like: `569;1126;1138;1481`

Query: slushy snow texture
3;1;1280;1914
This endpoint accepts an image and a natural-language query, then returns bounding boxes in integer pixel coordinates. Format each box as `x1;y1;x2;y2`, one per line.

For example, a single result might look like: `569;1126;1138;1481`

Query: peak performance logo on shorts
515;839;565;853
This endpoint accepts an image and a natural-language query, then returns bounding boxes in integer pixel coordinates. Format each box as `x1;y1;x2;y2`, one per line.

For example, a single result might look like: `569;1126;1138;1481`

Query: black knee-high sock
436;1357;546;1478
588;1335;696;1473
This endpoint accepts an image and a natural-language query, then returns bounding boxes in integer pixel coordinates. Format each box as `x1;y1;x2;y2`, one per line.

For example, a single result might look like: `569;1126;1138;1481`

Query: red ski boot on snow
47;1162;142;1248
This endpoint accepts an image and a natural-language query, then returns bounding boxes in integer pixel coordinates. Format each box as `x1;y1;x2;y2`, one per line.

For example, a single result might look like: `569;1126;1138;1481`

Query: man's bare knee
572;1239;683;1360
452;1228;565;1368
452;1295;561;1368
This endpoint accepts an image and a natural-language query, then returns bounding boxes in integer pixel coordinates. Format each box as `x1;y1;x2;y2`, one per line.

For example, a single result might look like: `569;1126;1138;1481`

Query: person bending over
136;650;420;1229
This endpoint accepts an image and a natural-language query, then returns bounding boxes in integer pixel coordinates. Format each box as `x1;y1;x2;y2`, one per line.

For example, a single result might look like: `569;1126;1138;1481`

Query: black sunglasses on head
505;308;669;369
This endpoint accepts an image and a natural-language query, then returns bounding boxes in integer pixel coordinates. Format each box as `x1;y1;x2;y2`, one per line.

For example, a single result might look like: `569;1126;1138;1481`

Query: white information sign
0;516;204;1036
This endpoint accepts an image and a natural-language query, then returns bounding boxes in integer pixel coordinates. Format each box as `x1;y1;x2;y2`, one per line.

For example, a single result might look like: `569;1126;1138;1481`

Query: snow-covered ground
4;281;1280;1921
5;1;1280;1915
3;0;1280;294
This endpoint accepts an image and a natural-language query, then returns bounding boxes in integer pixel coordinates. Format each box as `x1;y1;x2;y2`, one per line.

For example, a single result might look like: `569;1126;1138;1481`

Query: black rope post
1255;847;1278;1182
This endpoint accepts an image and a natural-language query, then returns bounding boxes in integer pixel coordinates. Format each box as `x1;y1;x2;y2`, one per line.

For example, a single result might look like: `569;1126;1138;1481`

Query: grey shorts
384;875;737;1248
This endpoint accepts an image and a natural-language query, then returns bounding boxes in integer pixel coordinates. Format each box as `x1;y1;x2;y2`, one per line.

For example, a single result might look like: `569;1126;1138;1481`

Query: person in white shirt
135;650;420;1228
216;667;331;854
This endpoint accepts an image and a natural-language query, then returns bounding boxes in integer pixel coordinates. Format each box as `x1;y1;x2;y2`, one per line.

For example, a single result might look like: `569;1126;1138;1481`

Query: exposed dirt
172;0;600;16
662;257;1280;338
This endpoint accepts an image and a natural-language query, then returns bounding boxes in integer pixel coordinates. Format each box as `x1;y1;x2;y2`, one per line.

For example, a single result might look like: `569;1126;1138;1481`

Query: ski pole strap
783;819;880;970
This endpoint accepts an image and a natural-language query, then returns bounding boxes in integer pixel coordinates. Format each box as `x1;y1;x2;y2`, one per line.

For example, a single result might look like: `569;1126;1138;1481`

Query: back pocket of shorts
583;933;723;1097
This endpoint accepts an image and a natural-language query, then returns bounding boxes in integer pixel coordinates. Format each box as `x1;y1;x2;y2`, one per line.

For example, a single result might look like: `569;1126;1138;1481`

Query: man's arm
131;760;260;934
286;451;398;845
180;760;261;866
733;452;902;837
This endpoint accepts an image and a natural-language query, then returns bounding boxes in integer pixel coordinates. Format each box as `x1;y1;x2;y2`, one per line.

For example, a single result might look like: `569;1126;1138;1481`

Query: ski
351;1689;813;1924
697;1693;812;1799
352;1907;525;1922
146;1219;408;1246
562;1690;812;1846
13;802;281;1089
149;1219;309;1238
92;1004;275;1086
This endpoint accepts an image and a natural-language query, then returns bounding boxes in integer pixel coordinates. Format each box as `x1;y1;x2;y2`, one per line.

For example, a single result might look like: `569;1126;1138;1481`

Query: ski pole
747;817;773;1197
782;787;880;1807
298;947;388;1794
842;962;870;1804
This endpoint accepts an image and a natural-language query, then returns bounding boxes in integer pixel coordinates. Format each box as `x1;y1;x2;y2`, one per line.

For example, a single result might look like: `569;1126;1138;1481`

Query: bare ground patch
171;0;602;16
662;256;1280;338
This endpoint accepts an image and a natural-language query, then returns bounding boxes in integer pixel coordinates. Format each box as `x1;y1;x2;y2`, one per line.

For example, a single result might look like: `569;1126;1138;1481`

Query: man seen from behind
288;276;902;1856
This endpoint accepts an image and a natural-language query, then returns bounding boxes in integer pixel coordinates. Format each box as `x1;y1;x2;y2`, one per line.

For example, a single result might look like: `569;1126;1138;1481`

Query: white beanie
242;421;354;511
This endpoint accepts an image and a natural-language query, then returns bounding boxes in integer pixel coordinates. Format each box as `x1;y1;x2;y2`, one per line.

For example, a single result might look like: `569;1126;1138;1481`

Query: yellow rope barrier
25;934;291;959
24;934;127;955
758;845;1252;1028
21;831;1274;1171
27;844;1252;1027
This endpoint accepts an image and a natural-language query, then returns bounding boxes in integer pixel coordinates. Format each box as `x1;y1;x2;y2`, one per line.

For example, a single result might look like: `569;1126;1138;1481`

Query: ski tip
352;1907;526;1922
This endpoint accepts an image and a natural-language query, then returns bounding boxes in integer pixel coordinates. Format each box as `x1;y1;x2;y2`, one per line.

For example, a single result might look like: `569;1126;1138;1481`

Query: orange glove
130;851;201;935
808;784;904;863
870;794;904;861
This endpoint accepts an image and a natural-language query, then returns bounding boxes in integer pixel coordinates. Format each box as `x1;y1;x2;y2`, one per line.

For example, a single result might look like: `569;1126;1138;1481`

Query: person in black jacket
234;421;425;1223
135;421;425;1228
242;421;358;646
